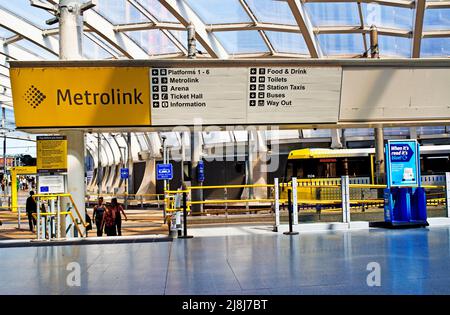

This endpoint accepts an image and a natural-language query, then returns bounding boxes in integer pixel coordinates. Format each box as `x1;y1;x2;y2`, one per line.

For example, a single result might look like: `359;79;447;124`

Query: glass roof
0;0;449;159
0;0;447;61
246;0;297;25
305;3;361;27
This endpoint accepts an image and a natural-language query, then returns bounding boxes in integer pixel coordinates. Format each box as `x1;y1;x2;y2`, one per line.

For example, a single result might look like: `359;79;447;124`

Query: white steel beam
412;0;426;58
0;8;59;56
159;0;229;59
0;40;42;61
285;0;323;58
423;30;450;38
426;1;450;9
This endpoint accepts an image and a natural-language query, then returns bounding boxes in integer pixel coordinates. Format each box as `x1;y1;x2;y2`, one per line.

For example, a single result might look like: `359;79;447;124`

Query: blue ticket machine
383;140;428;227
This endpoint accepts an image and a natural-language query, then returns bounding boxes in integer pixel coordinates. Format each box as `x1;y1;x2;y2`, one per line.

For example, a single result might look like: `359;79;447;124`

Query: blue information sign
40;186;49;193
386;140;420;187
198;160;205;182
120;168;129;179
157;163;173;180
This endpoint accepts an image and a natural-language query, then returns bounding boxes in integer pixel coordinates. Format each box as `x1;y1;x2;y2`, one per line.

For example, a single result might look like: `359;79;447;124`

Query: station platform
1;224;450;295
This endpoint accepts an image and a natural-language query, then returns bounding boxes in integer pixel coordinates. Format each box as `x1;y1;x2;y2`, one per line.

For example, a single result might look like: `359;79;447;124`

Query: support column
331;129;343;149
374;127;385;184
97;133;102;195
190;131;202;213
127;132;134;194
187;23;202;212
58;0;95;235
59;0;83;60
247;130;254;199
370;25;384;184
66;130;86;233
2;107;6;202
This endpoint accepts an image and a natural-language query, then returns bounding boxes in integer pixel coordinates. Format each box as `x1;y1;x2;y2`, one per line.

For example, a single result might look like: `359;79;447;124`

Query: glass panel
136;0;179;22
96;0;149;24
82;35;113;59
384;127;410;136
305;3;360;26
13;39;58;60
214;31;268;54
417;126;446;135
362;4;413;30
424;9;450;31
86;32;121;57
378;35;411;57
125;30;180;55
0;27;14;39
246;0;297;25
185;0;251;24
318;34;364;55
265;31;308;54
421;37;450;57
0;0;55;29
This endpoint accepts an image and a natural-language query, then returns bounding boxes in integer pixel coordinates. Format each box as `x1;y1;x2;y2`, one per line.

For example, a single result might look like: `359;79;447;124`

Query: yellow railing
34;193;89;234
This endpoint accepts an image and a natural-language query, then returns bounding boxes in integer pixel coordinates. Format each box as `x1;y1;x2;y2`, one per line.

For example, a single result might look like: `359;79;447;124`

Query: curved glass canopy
0;0;449;160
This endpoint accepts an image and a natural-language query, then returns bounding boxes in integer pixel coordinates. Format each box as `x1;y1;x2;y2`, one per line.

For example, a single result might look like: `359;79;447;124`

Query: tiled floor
1;226;450;295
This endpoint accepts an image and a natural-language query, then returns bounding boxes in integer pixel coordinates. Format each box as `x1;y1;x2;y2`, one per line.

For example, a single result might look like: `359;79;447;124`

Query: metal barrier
85;193;165;209
33;193;88;240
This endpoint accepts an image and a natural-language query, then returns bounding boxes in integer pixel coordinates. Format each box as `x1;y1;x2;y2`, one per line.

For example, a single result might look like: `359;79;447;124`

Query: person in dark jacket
25;191;37;232
93;197;105;237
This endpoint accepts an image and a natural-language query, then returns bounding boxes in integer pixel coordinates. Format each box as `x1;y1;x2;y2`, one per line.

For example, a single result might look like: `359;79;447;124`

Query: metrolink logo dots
24;85;46;109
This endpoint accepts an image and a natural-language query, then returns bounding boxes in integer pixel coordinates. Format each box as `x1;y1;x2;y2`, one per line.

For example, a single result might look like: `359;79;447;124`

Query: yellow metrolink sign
10;67;151;128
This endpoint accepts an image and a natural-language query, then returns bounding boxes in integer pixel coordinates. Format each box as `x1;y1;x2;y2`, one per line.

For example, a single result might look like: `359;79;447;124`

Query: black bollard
178;191;193;239
284;183;299;235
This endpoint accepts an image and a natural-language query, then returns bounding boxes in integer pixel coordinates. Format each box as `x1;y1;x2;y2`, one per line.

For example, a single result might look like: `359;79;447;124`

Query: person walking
92;197;106;237
110;198;127;236
102;203;117;236
25;191;37;232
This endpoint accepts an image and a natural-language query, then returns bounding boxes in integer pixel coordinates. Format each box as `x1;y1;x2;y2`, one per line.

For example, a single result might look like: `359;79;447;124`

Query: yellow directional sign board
10;67;151;128
36;136;67;173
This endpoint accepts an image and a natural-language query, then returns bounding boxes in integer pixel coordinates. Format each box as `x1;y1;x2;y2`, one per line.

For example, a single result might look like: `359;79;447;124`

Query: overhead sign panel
11;64;341;128
386;139;420;187
10;67;151;128
36;136;67;174
150;68;247;125
150;67;342;126
246;67;342;124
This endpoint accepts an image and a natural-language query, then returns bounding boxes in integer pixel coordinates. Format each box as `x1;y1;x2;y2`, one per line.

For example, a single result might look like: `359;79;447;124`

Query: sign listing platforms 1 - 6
150;68;248;125
150;67;342;126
